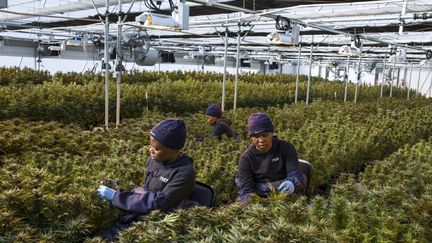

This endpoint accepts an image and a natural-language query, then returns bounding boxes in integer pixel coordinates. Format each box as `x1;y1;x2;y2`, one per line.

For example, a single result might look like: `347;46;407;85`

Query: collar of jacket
217;117;232;126
160;153;193;168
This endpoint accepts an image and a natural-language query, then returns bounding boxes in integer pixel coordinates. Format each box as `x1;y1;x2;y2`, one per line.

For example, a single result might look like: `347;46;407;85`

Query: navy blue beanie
247;112;274;136
204;103;222;118
150;118;187;149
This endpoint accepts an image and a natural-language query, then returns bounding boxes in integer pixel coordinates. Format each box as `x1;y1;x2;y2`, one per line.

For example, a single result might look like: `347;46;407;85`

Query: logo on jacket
272;157;280;162
159;176;169;183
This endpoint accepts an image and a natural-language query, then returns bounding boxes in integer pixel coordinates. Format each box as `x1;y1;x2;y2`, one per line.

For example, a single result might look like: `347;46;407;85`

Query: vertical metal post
104;0;110;129
233;25;240;110
354;54;362;103
306;35;314;105
221;27;228;111
344;54;351;102
407;62;413;100
294;37;302;103
115;0;122;127
399;0;408;34
428;71;432;97
390;59;396;97
416;65;422;96
380;56;386;98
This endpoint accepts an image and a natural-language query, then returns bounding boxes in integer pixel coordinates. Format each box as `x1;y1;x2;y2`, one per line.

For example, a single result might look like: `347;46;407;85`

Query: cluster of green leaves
0;72;414;127
0;67;50;85
89;140;432;242
1;97;432;241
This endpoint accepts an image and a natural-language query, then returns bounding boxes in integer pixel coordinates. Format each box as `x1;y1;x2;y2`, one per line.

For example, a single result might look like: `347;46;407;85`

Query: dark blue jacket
111;153;196;214
211;118;241;141
236;136;306;201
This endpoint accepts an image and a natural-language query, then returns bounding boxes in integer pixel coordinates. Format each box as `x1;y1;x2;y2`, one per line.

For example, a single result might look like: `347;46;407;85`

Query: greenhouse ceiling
0;0;432;66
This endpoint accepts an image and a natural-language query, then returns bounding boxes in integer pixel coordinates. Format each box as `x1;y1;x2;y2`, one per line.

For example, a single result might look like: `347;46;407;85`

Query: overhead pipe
0;0;137;22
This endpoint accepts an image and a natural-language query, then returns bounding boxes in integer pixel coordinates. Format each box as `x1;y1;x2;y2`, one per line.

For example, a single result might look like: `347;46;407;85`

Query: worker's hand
277;180;295;195
97;185;116;201
101;178;118;188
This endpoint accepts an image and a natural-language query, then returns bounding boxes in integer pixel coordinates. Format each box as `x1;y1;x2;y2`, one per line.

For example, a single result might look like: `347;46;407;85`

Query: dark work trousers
99;214;140;242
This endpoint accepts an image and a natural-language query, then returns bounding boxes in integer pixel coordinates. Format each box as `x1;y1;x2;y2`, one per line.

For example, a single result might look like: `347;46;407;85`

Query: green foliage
0;68;432;241
0;68;418;127
0;66;50;85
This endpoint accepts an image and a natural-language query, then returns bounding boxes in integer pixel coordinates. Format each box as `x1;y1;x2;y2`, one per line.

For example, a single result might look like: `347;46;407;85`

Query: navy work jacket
236;136;306;201
111;153;196;214
211;118;241;141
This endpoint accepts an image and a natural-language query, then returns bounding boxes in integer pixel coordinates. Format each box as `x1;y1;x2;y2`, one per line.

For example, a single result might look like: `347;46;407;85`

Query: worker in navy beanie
97;118;197;241
150;118;187;149
202;103;241;141
235;112;307;203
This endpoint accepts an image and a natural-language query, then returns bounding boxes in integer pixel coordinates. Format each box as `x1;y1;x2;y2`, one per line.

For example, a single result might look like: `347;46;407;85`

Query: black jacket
111;153;196;214
211;118;241;141
236;136;306;200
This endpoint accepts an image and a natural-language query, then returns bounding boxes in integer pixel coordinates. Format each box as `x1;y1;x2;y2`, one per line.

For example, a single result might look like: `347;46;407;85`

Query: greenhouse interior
0;0;432;241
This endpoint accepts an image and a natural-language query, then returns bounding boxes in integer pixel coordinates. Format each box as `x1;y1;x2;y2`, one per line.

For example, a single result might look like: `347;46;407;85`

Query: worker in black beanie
97;118;197;241
235;112;306;203
203;103;241;141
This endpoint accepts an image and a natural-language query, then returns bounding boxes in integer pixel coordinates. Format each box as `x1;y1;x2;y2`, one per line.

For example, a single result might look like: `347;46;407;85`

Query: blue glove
277;180;295;195
97;185;116;201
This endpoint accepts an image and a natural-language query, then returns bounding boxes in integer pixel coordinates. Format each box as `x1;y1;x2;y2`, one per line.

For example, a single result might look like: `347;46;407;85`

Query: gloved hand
97;185;116;201
277;180;295;195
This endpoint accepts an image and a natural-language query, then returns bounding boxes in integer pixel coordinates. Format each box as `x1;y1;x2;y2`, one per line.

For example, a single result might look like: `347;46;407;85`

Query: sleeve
210;123;225;139
111;167;196;214
235;154;255;202
283;143;307;194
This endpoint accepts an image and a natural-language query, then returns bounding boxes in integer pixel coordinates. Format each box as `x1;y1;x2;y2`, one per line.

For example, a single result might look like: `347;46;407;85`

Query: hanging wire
143;0;175;15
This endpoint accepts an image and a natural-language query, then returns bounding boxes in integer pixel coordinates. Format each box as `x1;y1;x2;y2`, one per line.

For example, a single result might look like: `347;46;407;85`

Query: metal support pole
390;59;396;97
407;62;413;100
344;54;351;102
104;0;110;129
295;38;302;103
399;0;408;34
306;35;314;105
354;54;362;103
233;25;241;110
428;71;432;97
115;0;122;127
380;56;386;98
221;27;228;111
415;66;422;96
419;69;432;94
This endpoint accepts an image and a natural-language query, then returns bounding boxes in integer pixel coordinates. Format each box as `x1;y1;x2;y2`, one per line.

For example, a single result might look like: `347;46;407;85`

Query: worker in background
201;103;241;141
97;118;197;241
235;112;306;203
